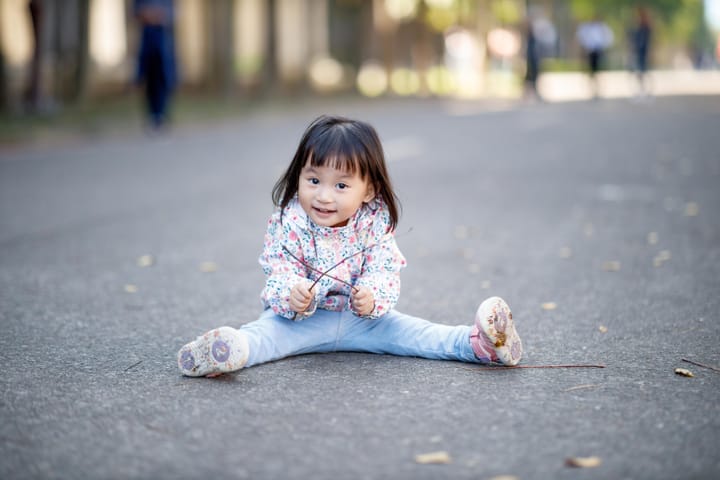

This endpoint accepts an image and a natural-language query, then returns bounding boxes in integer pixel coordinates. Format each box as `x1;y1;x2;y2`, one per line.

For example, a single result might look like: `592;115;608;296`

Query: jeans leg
337;309;481;363
239;309;342;367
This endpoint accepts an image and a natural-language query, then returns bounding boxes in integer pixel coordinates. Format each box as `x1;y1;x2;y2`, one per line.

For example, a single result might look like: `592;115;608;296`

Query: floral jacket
259;197;406;320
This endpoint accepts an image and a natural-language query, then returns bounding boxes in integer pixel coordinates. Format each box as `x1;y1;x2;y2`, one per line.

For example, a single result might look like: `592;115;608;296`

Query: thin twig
306;229;409;292
124;360;143;372
461;364;605;371
282;227;412;318
682;358;720;373
282;246;359;293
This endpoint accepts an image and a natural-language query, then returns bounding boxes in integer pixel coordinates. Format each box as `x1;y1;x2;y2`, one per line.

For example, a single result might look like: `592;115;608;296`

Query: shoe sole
475;296;523;366
177;327;249;377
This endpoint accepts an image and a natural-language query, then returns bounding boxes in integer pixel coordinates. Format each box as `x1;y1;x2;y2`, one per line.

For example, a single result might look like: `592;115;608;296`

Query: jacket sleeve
354;208;406;319
259;212;316;320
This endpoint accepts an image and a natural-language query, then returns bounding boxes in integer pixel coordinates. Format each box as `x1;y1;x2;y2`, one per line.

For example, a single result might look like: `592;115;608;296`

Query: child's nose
316;185;332;202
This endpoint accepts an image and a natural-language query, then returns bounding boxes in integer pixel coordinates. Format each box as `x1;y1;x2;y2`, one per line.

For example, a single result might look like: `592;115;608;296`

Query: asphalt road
1;95;719;480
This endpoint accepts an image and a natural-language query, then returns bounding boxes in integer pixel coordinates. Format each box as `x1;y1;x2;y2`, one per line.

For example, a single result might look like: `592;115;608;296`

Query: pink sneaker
177;327;249;377
470;296;522;366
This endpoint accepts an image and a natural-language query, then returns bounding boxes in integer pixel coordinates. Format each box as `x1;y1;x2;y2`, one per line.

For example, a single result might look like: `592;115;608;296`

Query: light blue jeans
239;308;482;367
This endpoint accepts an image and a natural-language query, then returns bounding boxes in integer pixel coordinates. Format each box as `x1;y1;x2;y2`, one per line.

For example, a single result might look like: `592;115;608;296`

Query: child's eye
309;178;319;185
336;183;348;190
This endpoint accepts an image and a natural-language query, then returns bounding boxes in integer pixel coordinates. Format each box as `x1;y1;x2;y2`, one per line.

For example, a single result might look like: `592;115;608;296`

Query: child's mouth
313;207;336;215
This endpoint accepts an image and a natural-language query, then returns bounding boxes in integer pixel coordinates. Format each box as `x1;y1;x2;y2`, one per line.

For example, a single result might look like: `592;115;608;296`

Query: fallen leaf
647;232;659;245
684;202;699;217
602;261;621;272
653;250;671;268
200;261;218;273
414;451;452;464
137;255;154;267
541;302;557;311
565;456;602;468
562;384;600;393
454;225;469;240
124;284;138;293
674;368;694;378
559;246;572;259
598;325;608;333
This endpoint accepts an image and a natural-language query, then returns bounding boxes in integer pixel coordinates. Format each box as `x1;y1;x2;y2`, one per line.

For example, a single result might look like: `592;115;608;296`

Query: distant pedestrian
177;115;523;377
577;16;614;98
23;0;43;111
523;8;557;102
134;0;177;130
629;7;652;97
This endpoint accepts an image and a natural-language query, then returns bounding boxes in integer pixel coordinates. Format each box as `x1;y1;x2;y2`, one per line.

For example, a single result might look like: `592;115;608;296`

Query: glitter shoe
470;296;522;366
177;327;249;377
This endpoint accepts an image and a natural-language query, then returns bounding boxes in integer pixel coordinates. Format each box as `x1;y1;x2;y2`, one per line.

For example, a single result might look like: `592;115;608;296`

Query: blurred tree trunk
209;0;235;97
0;48;6;112
262;0;278;94
71;0;90;101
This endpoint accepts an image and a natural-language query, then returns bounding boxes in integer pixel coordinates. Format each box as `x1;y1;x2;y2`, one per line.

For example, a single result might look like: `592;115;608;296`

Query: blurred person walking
24;0;43;111
134;0;177;131
523;8;556;102
629;6;652;98
576;16;613;98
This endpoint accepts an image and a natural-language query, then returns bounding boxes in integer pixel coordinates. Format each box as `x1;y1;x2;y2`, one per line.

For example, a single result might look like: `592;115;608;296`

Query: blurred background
1;0;719;142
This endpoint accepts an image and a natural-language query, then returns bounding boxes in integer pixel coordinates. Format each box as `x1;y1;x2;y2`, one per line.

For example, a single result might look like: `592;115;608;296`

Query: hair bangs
307;127;369;179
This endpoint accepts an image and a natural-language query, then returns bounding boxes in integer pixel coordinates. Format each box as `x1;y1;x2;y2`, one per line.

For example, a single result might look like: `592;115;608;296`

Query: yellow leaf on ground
565;456;602;468
453;225;469;240
674;368;694;377
541;302;557;311
200;261;218;273
137;255;154;267
684;202;699;216
602;261;621;272
124;284;138;293
647;232;659;245
598;325;608;333
414;451;452;464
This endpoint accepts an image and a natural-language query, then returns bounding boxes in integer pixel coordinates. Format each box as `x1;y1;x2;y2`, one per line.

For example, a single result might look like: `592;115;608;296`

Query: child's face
298;159;375;228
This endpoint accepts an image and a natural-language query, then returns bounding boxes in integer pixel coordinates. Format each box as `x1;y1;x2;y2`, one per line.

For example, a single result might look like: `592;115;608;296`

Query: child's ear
363;183;376;203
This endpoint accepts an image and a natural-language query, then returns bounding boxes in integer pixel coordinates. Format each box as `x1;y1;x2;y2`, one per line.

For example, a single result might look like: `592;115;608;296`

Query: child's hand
351;286;375;317
290;281;315;313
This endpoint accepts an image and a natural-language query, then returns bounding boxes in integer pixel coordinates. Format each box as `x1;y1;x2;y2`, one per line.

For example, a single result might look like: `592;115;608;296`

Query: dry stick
124;360;143;372
461;364;605;371
682;358;720;373
282;246;359;293
306;227;412;292
283;227;412;318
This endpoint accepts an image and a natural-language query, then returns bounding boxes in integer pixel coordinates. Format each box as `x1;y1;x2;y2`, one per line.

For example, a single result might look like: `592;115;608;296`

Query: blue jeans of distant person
239;308;481;367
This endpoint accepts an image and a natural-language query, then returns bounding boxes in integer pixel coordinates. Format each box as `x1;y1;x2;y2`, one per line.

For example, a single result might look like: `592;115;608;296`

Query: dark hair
272;115;400;229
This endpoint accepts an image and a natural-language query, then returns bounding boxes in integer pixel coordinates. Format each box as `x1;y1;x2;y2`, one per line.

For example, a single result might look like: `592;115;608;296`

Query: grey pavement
1;95;719;480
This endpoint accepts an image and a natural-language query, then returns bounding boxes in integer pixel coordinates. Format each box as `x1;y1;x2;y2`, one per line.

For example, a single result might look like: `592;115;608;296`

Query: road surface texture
1;95;719;479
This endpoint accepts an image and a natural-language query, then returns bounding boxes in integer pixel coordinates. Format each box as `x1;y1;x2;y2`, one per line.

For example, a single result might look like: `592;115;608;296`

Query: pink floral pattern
259;197;406;320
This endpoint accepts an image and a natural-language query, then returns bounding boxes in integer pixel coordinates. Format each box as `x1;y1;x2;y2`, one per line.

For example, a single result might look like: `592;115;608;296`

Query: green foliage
491;0;521;24
570;0;688;22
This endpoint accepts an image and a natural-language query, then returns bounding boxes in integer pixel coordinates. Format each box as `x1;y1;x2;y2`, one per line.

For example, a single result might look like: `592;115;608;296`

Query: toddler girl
177;115;522;377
